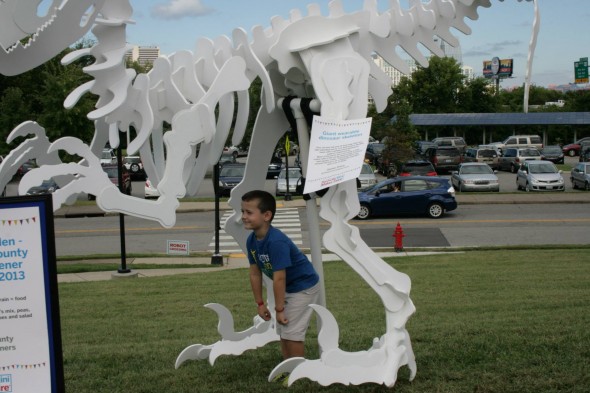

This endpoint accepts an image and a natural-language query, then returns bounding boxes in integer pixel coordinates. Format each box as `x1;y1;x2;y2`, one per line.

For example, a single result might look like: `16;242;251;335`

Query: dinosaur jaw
0;0;107;76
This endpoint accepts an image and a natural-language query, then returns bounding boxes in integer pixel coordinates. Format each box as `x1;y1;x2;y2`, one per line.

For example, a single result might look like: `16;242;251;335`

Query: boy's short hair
242;190;276;221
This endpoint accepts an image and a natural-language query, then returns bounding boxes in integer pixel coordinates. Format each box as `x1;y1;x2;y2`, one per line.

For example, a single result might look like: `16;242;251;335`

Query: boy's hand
276;310;288;325
257;304;271;321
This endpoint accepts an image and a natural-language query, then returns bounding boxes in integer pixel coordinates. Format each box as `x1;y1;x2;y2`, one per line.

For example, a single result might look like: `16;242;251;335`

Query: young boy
241;190;320;361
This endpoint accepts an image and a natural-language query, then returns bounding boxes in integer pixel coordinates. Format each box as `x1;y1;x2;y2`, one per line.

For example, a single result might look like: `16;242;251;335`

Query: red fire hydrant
393;222;405;252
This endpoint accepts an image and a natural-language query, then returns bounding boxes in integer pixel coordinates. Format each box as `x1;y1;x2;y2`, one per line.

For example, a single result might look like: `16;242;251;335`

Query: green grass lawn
58;249;589;392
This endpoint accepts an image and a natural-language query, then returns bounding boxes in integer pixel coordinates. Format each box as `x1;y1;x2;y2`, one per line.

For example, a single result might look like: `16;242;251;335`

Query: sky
124;0;590;89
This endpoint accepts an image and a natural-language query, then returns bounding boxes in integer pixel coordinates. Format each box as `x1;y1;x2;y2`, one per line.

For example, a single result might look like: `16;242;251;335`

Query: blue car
356;176;457;219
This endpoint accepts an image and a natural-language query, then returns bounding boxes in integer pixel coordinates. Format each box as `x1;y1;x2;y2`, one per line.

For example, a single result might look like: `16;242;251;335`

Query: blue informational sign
0;195;64;393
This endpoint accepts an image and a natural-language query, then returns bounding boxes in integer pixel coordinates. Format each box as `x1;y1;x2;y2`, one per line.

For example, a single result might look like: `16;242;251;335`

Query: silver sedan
451;163;500;192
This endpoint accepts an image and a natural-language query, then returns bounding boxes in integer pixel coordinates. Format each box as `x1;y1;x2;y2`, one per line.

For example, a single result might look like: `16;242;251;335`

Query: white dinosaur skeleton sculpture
0;0;536;388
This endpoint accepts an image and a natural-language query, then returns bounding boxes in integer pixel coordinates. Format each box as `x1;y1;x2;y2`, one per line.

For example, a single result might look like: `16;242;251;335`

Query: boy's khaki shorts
278;282;321;341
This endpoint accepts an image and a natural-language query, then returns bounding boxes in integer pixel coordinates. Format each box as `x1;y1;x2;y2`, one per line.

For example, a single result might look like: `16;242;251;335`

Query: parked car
16;159;37;178
100;148;117;165
219;152;237;166
562;137;590;157
267;154;284;179
398;160;437;177
144;178;160;199
275;167;303;196
578;141;590;162
490;134;543;154
516;160;564;192
286;142;299;156
497;147;542;173
275;141;300;156
375;146;404;177
25;178;60;195
365;143;385;165
464;148;499;169
571;162;590;190
414;140;436;157
424;146;463;174
478;144;502;157
431;136;466;153
357;162;377;188
89;165;131;199
123;156;145;179
218;163;245;196
223;145;248;158
356;176;457;220
540;145;564;164
451;163;499;192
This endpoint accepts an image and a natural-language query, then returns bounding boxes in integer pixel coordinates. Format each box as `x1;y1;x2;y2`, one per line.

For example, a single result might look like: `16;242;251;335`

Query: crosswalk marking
208;208;302;254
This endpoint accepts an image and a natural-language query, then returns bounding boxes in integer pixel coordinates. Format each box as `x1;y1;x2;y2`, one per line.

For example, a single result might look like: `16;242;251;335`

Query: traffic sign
574;57;588;84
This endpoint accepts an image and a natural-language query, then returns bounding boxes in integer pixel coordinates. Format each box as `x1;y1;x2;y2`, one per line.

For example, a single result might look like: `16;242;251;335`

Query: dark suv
424;147;463;174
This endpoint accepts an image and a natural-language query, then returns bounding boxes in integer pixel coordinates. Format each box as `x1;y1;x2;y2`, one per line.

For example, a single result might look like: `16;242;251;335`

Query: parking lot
372;154;581;193
2;153;585;199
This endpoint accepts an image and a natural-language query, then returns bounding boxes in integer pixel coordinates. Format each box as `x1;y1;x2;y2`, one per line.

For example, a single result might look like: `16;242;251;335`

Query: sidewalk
57;251;459;283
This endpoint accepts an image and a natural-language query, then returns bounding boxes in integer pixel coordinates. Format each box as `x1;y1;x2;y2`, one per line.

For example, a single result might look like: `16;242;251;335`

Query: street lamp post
115;141;130;273
211;161;223;265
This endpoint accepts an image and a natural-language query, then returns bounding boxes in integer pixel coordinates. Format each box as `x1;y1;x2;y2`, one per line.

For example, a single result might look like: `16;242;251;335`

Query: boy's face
241;199;271;231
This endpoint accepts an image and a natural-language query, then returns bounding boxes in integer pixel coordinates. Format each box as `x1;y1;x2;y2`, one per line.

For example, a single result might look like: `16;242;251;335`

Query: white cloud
151;0;214;20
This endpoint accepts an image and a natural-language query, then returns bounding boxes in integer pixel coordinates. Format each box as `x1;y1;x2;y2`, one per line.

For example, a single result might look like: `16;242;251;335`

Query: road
53;202;590;257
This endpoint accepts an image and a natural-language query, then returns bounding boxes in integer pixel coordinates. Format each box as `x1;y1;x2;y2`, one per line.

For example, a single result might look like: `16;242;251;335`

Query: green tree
408;56;465;114
0;86;32;156
37;56;96;143
1;42;97;156
459;77;499;113
564;89;590;112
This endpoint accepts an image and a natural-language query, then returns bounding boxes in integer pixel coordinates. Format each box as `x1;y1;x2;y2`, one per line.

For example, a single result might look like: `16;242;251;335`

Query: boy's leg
279;283;321;359
281;338;304;359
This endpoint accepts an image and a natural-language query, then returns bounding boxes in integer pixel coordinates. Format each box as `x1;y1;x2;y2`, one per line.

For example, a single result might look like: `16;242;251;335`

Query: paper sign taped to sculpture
303;116;372;195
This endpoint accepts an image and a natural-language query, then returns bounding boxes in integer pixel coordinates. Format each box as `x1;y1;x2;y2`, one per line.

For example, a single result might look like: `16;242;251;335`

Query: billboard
483;57;514;79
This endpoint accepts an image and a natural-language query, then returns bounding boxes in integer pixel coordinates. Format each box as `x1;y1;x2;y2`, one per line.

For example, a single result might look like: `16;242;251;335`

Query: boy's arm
249;264;270;320
273;269;288;325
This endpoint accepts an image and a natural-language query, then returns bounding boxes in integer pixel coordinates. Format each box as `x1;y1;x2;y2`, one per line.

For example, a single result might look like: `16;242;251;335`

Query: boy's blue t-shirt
247;226;319;293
